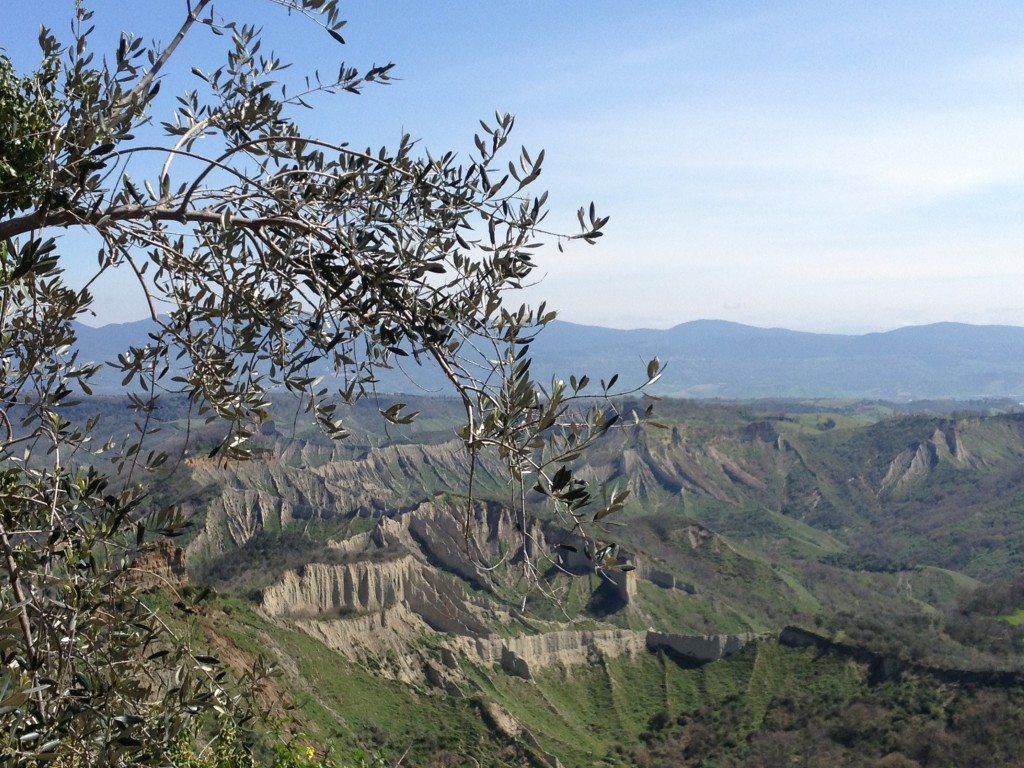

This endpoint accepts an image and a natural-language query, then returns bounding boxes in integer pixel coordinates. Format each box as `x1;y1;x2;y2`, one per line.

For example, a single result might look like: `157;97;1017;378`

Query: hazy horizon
72;313;1024;337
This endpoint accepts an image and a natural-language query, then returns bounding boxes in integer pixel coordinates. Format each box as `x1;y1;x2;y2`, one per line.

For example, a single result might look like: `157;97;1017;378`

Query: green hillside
130;396;1024;765
198;595;1024;767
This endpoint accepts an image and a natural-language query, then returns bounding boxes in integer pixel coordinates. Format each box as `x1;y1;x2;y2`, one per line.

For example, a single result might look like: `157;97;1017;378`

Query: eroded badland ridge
127;394;1024;764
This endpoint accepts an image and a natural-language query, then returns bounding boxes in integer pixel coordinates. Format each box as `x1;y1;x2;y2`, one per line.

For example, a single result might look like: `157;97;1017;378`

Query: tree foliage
0;52;55;217
0;2;656;764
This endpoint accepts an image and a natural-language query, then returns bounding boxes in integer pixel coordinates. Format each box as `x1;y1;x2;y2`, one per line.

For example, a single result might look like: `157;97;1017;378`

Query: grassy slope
210;589;844;768
171;398;1024;764
207;597;535;766
202;590;1024;767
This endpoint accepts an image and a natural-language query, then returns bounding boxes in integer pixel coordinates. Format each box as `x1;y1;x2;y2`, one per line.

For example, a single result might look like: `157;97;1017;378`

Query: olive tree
0;2;657;764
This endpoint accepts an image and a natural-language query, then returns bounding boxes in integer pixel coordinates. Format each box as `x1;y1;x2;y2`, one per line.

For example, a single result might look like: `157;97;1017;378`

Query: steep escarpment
185;437;507;558
254;500;757;689
877;421;994;495
450;629;756;682
880;439;940;493
184;409;1024;579
153;401;1024;766
181;407;1024;690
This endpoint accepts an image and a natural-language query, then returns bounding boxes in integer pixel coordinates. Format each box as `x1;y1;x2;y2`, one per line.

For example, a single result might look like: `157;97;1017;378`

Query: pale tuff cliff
184;437;507;558
184;417;801;562
257;501;755;687
880;425;976;494
185;414;992;574
449;629;755;682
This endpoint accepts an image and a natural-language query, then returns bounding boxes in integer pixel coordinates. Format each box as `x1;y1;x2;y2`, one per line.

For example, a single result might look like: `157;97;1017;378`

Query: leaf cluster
0;52;57;217
0;0;660;763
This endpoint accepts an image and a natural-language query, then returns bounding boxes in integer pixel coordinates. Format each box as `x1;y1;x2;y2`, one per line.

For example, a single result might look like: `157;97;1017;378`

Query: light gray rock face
879;423;978;494
258;502;755;685
646;632;754;661
450;630;756;681
184;438;505;556
261;555;489;636
450;629;646;680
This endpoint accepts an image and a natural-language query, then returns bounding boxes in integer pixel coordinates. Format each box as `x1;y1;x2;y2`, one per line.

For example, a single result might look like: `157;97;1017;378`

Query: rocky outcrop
185;430;774;691
261;555;489;636
253;501;756;688
647;631;752;661
633;561;696;594
294;604;433;683
263;556;414;616
880;441;938;493
448;629;755;682
128;540;187;591
879;423;975;494
185;437;507;556
450;629;648;680
710;446;768;489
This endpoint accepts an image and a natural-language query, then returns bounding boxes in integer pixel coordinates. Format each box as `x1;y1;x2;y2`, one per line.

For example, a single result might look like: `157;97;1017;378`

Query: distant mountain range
531;319;1024;400
71;318;1024;401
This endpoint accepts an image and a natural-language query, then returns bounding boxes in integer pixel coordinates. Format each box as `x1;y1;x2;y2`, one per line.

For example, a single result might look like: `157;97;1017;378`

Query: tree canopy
0;2;657;764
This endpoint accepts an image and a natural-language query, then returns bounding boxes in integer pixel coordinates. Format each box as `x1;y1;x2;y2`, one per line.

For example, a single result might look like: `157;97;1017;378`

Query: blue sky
4;1;1024;332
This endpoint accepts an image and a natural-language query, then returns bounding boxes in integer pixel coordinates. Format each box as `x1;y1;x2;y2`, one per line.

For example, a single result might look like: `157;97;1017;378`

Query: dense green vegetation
9;0;1022;764
626;641;1024;767
125;396;1023;766
181;583;1024;766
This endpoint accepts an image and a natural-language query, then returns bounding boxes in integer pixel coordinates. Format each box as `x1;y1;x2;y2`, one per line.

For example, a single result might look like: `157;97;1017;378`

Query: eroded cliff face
449;629;649;680
192;412;999;691
185;438;507;557
179;418;870;693
255;501;754;689
185;420;806;560
129;540;188;591
446;629;756;681
879;423;977;494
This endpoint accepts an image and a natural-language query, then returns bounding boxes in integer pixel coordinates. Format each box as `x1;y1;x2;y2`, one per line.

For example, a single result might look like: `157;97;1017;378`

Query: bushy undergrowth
622;645;1024;767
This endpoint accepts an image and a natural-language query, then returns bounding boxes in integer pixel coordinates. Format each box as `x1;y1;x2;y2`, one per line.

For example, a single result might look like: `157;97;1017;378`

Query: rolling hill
58;314;1024;764
113;394;1024;766
73;318;1024;400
